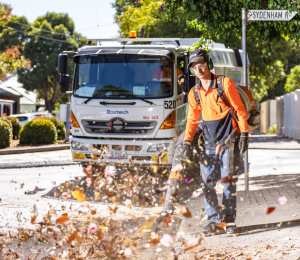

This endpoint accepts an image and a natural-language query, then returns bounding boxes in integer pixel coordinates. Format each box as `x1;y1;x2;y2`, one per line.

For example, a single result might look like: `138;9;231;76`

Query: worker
180;49;249;236
152;56;184;96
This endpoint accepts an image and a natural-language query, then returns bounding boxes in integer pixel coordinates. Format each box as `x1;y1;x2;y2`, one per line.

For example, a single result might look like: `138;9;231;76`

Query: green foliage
114;0;163;37
35;12;75;35
268;123;276;135
163;0;300;42
19;117;57;145
0;15;30;52
0;3;10;25
0;119;12;148
6;116;22;139
114;0;202;39
251;60;286;101
0;116;13;132
44;116;66;140
285;64;300;93
147;10;202;38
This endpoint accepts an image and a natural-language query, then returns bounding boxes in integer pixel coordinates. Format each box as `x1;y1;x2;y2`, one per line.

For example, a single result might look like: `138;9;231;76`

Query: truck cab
58;38;248;168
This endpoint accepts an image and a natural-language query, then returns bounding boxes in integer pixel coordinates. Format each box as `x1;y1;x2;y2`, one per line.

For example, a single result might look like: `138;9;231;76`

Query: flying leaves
72;190;87;201
175;205;192;218
56;214;69;224
31;215;37;224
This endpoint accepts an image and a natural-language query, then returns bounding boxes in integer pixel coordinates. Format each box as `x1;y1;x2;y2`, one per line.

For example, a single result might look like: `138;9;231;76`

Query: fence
260;89;300;140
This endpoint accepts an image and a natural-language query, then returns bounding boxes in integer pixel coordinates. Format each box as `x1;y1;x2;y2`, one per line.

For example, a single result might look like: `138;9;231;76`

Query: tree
17;12;85;112
0;15;30;52
163;0;300;41
0;3;30;80
285;65;300;93
0;45;30;80
113;0;200;38
114;0;163;37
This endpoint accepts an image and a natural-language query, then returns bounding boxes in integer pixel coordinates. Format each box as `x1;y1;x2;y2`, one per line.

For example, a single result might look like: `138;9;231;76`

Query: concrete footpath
0;134;300;236
181;174;300;238
0;144;75;168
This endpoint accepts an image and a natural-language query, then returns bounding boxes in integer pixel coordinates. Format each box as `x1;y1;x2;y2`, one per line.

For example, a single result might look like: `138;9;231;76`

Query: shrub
6;116;22;139
0;120;12;148
44;116;66;140
20;117;57;145
0;116;13;131
268;124;276;135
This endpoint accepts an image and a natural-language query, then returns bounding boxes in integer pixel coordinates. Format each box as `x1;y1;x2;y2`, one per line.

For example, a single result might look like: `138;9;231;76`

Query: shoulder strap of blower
216;76;239;124
192;75;239;124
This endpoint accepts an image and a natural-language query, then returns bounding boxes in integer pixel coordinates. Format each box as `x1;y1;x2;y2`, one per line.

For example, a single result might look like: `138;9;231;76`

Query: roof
0;75;42;105
0;85;21;97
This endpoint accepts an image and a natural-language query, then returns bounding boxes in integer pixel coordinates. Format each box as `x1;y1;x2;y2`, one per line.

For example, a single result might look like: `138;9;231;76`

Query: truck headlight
71;140;89;151
147;143;170;153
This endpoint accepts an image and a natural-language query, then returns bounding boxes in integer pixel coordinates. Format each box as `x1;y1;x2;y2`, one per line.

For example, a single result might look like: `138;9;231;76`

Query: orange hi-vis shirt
184;74;249;147
153;67;184;83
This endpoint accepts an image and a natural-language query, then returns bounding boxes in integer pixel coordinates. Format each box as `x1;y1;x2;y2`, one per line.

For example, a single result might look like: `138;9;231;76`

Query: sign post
241;8;298;191
242;8;249;190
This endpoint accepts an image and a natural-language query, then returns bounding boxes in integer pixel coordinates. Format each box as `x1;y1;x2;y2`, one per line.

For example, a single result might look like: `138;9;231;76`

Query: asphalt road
0;149;299;259
0;165;163;231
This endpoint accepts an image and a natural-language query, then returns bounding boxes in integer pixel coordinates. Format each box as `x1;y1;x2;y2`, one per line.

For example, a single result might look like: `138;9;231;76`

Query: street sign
248;10;298;21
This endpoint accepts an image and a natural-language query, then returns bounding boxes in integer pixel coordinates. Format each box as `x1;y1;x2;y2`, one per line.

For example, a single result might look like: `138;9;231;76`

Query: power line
9;19;115;35
2;25;85;47
9;20;67;36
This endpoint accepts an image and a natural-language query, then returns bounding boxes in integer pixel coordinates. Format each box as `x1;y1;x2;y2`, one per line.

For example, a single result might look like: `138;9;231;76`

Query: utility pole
242;7;249;190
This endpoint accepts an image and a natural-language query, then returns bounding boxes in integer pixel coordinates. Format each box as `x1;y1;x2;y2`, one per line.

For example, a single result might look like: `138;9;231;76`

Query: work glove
181;144;190;160
239;137;248;154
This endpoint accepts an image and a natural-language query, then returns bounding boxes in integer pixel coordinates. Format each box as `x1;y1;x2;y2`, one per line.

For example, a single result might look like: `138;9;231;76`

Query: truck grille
82;119;157;135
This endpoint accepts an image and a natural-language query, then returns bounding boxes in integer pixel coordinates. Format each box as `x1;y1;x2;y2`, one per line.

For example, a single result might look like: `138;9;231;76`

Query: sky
3;0;120;40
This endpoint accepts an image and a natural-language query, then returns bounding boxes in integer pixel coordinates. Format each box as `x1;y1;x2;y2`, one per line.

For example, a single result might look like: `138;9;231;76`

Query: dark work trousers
200;140;240;224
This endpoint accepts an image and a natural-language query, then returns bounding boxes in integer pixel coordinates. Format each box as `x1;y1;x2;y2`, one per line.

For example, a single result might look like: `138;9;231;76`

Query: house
0;83;21;115
0;75;45;115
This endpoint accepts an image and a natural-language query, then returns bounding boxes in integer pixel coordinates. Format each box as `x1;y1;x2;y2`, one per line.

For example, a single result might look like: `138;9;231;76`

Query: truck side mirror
183;52;190;94
60;75;70;93
58;53;70;93
58;53;68;74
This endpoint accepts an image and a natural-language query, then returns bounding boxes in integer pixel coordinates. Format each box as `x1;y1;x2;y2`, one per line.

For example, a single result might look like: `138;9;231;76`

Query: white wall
275;96;284;135
258;90;300;140
283;93;291;137
20;104;36;113
269;99;277;127
292;90;300;140
260;100;270;134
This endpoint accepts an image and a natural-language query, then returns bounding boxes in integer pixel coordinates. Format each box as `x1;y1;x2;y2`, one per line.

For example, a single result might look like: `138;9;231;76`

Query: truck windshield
73;54;175;99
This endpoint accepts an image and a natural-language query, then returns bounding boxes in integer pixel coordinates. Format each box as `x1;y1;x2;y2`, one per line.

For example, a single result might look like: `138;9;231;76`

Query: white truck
58;38;248;169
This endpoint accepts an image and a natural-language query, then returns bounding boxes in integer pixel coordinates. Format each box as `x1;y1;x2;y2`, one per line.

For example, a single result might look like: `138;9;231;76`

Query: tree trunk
43;84;53;113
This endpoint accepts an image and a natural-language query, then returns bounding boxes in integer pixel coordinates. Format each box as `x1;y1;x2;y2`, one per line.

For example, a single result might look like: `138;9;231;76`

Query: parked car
9;113;36;126
9;111;53;126
31;111;53;118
